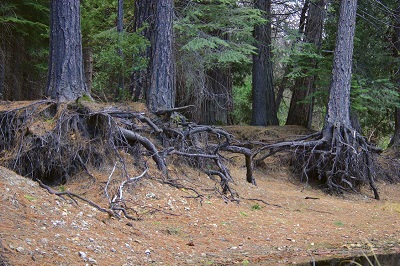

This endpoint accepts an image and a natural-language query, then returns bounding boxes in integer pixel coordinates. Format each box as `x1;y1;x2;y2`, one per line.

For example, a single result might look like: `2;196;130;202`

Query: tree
0;0;49;100
46;0;89;101
389;5;400;148
174;0;262;124
147;0;175;112
131;0;174;112
116;0;124;98
251;0;278;126
252;0;381;199
131;0;155;101
286;0;327;128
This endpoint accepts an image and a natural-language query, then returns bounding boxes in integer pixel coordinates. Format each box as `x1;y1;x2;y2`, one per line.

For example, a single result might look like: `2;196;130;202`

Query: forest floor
1;125;400;265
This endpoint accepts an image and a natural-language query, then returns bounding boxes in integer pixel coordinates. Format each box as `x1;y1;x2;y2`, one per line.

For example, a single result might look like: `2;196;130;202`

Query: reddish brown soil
1;126;400;266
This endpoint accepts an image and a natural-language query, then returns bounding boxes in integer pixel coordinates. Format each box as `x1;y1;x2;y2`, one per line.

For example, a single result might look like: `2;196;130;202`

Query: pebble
16;246;25;253
79;251;87;260
40;238;49;246
88;257;97;264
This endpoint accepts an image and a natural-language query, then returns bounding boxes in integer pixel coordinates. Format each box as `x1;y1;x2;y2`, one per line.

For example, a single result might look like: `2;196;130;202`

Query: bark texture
251;0;278;126
200;68;233;125
0;48;4;99
147;0;175;112
116;0;124;96
286;0;326;128
83;47;93;93
325;0;357;127
389;5;400;148
131;0;155;100
47;0;88;102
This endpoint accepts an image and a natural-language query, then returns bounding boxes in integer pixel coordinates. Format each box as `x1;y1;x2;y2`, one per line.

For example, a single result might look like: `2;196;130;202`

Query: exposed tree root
0;100;397;217
0;100;254;210
253;123;383;199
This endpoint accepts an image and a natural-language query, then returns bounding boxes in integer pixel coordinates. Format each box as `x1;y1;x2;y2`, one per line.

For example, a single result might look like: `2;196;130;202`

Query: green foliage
81;0;149;100
0;1;49;41
91;28;148;96
175;0;264;68
334;221;344;227
251;203;262;210
0;0;50;81
232;77;252;124
24;194;36;201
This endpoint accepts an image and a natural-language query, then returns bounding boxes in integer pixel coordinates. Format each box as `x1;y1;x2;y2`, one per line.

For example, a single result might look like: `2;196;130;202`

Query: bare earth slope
1;126;400;265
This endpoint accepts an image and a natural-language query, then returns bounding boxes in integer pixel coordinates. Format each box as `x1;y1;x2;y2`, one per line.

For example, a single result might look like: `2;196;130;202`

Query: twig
105;162;118;204
241;197;283;208
116;165;148;201
36;179;116;217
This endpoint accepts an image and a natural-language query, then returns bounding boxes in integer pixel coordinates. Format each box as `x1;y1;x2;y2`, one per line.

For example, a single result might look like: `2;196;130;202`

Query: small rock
230;246;238;250
40;238;48;246
146;192;156;198
110;248;116;252
78;251;87;260
16;246;25;253
88;258;97;264
89;238;94;243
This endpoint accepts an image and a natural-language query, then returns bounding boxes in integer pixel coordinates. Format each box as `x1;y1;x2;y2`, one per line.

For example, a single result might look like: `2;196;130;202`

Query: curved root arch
253;123;381;199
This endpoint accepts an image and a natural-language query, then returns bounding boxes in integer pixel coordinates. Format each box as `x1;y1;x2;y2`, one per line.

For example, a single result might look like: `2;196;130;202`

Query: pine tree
47;0;89;101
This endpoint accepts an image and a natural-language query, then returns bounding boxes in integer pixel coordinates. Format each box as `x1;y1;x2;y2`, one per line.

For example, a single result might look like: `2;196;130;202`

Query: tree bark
83;47;93;93
286;0;326;128
0;47;4;99
251;0;279;126
147;0;175;112
325;0;357;128
116;0;124;98
389;5;400;148
200;68;233;125
131;0;155;100
275;0;309;113
46;0;89;102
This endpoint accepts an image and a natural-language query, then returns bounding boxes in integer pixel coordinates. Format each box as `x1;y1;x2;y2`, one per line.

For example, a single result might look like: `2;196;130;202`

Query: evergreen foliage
81;0;148;100
175;0;263;68
0;0;49;99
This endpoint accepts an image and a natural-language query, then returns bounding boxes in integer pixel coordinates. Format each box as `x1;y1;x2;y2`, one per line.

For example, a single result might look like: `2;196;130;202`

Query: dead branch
36;178;117;217
154;105;194;115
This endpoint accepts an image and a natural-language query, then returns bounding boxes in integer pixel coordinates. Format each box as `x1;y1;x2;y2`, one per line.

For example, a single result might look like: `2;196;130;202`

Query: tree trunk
116;0;124;98
200;68;233;125
325;0;357;128
46;0;89;102
390;108;400;147
130;0;155;100
275;0;309;113
389;5;400;148
147;0;175;112
251;0;278;126
83;47;93;93
286;0;326;128
0;47;4;99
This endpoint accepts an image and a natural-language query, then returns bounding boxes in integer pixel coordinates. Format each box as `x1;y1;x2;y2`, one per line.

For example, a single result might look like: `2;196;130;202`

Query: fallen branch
36;178;117;218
